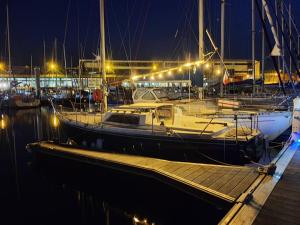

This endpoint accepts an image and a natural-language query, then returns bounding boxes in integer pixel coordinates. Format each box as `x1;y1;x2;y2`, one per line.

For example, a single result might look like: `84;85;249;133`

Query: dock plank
29;141;260;205
254;149;300;225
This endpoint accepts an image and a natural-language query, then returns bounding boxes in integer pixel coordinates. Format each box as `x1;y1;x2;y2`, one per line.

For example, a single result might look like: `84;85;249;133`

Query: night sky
0;0;299;67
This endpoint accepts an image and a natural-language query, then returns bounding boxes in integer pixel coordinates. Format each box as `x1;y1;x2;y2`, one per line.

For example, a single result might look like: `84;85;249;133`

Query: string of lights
130;51;217;81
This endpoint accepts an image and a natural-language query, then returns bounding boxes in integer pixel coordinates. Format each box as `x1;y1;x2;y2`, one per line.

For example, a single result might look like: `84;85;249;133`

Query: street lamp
48;62;58;72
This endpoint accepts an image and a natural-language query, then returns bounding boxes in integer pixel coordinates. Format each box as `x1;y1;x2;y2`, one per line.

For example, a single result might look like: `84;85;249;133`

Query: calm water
0;107;228;225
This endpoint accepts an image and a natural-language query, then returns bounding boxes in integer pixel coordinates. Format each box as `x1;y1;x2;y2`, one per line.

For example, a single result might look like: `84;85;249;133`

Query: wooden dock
220;133;300;225
27;141;260;206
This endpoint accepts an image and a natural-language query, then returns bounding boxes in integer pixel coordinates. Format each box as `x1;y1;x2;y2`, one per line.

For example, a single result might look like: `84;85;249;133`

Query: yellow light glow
131;75;138;81
51;115;60;128
216;69;221;75
168;70;172;76
152;65;157;70
0;114;8;130
158;73;163;78
48;62;58;71
184;62;192;67
150;75;154;80
178;67;183;72
133;217;139;223
205;63;210;69
143;76;146;80
0;119;6;130
196;61;200;67
0;62;5;71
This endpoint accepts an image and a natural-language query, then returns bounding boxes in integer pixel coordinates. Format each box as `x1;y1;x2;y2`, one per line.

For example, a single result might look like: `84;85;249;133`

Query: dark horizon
0;0;299;68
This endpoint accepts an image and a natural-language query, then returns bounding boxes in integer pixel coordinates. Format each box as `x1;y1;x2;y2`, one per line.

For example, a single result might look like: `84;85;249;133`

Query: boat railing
197;112;259;137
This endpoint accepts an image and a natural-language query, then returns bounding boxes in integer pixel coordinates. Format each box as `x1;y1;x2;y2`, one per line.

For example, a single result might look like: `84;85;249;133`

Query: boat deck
28;141;260;206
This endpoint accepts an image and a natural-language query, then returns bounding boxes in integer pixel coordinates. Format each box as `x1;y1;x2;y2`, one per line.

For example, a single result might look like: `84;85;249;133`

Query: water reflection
0;107;226;225
0;113;8;129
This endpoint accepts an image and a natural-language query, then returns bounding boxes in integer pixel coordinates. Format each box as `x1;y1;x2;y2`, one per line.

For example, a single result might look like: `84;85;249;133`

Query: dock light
158;73;163;79
152;64;157;71
150;75;154;80
168;70;172;76
178;67;183;72
205;63;210;69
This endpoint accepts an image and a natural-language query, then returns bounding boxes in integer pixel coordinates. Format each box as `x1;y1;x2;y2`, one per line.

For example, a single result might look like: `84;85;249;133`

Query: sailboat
0;5;40;110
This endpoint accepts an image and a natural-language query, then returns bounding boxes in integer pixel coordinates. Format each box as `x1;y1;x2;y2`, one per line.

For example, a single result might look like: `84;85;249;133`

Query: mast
252;0;256;94
198;0;204;99
63;43;67;77
281;0;285;82
100;0;107;112
261;1;265;91
6;5;12;79
199;0;204;62
220;0;225;97
289;2;292;74
43;40;46;73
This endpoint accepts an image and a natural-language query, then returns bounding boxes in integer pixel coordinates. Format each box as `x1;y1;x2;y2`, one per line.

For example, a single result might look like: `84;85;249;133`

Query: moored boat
57;102;265;165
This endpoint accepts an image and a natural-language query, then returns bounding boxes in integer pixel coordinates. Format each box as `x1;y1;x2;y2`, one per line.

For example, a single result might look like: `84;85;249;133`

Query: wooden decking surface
219;133;299;225
253;148;300;225
28;141;259;205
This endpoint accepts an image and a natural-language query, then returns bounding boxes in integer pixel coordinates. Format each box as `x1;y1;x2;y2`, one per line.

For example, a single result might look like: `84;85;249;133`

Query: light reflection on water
0;107;226;225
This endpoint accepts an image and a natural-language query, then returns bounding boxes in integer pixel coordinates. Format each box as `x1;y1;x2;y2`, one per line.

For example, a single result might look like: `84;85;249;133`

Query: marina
1;0;300;224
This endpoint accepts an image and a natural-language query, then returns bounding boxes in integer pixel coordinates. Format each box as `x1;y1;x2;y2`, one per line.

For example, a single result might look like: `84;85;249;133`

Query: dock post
292;97;300;133
250;114;253;134
34;67;41;98
234;114;238;143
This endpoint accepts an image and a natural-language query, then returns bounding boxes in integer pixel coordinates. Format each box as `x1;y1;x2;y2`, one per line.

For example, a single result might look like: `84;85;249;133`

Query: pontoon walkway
27;141;260;207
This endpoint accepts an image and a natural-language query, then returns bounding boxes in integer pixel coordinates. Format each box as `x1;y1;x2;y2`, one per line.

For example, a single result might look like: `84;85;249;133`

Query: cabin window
133;89;145;100
107;114;140;125
141;92;156;100
153;89;168;99
157;106;172;120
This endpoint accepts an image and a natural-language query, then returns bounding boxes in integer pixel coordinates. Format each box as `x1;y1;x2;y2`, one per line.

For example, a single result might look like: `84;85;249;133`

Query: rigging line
273;0;299;59
124;0;137;62
63;0;71;45
184;1;196;56
104;0;113;60
134;1;151;60
184;0;199;51
76;0;81;60
106;7;113;60
82;0;93;58
282;0;299;35
132;1;148;59
110;0;129;61
176;1;193;59
170;0;191;59
268;0;300;78
254;0;286;95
